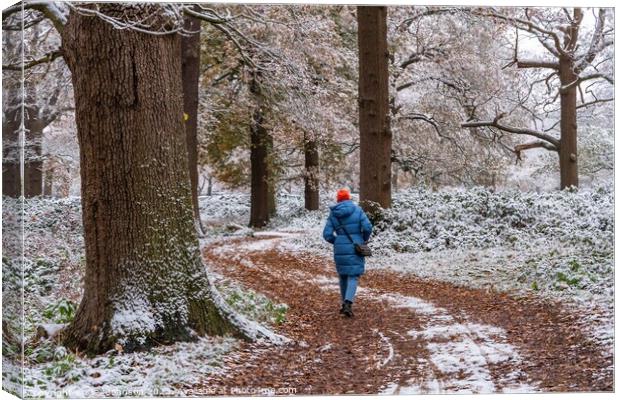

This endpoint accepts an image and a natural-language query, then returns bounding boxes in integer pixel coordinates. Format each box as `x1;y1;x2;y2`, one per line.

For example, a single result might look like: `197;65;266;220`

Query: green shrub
42;299;77;324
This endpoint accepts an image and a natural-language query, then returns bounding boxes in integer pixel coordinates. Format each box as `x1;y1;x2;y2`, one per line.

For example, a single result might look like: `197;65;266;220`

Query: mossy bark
60;5;245;355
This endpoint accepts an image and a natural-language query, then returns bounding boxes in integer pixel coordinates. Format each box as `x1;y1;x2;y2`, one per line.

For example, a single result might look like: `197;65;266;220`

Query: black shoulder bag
331;215;373;257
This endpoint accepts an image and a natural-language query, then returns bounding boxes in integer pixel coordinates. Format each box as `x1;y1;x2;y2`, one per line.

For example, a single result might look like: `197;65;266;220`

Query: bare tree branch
561;73;614;92
576;97;614;110
2;48;62;71
182;4;231;24
514;141;559;162
516;60;559;69
398;112;466;154
462;116;560;148
2;1;68;33
396;76;462;93
2;14;45;30
575;8;608;72
399;46;446;69
474;8;566;56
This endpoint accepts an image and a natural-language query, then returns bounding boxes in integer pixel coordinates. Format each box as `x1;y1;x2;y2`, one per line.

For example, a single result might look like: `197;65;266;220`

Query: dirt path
200;233;613;395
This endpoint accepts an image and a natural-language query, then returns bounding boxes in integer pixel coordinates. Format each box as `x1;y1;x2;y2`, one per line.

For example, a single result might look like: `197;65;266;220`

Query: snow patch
372;291;440;315
317;343;333;352
110;294;157;343
400;303;536;394
23;336;237;398
238;238;281;252
37;323;67;339
253;231;302;238
374;330;394;368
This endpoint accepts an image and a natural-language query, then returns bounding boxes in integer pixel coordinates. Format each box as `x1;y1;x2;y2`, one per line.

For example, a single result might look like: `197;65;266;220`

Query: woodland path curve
199;233;612;395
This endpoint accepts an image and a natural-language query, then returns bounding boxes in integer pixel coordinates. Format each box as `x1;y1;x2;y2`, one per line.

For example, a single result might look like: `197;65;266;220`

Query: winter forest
1;1;615;397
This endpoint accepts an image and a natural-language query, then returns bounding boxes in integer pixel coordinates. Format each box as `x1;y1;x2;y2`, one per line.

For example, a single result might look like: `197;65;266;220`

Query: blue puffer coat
322;200;373;276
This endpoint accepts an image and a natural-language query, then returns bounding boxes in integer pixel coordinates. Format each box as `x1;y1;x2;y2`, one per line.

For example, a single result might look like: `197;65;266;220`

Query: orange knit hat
336;188;351;202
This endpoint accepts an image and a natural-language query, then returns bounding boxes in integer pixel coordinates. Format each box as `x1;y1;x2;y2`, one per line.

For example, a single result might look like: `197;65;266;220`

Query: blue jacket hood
330;200;357;219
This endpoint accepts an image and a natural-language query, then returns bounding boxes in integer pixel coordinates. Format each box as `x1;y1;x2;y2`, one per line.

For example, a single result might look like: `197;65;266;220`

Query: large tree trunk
558;61;579;189
303;133;320;211
357;6;392;209
249;74;273;228
181;13;204;232
60;6;252;354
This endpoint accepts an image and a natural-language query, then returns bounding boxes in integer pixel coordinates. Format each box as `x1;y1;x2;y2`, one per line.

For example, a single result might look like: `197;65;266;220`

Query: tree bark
181;13;204;232
2;29;55;198
303;133;320;211
357;6;392;209
2;114;21;197
558;62;579;189
249;73;273;228
60;6;244;354
268;182;277;218
2;93;44;198
43;164;54;196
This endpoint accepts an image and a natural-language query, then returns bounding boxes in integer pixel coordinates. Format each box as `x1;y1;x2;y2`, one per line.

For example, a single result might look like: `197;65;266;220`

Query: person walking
322;188;373;317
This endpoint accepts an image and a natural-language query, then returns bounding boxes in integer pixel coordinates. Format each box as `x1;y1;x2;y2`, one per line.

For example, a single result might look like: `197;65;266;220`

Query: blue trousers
338;274;359;303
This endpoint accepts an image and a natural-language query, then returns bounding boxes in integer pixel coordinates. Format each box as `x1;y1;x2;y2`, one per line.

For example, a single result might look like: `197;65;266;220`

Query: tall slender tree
303;132;320;211
181;12;204;233
249;71;274;228
357;6;392;209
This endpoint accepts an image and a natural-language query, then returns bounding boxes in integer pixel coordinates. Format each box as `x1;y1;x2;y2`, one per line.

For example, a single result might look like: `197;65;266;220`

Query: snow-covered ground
2;184;613;396
300;271;537;394
201;186;614;353
1;197;287;398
